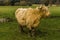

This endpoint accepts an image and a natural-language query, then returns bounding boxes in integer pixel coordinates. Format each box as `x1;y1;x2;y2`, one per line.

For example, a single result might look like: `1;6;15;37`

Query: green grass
0;6;60;40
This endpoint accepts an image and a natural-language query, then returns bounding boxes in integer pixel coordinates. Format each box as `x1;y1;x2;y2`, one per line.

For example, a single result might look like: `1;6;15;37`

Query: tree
52;0;56;4
4;0;10;5
44;0;49;6
10;0;15;6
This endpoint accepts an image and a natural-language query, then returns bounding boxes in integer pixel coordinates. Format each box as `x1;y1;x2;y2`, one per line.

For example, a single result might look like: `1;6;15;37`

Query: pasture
0;6;60;40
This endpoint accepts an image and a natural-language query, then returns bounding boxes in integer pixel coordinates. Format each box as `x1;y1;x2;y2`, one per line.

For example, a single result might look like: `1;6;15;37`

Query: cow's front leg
28;27;36;37
19;25;24;33
31;27;36;37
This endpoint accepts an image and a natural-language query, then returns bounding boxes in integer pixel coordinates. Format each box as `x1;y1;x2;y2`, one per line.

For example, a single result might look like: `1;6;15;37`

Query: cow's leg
19;25;24;33
31;27;36;37
29;29;32;37
28;27;32;37
28;27;36;37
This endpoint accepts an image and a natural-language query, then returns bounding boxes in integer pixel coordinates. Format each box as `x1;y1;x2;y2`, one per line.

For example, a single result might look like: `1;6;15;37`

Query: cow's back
15;8;27;25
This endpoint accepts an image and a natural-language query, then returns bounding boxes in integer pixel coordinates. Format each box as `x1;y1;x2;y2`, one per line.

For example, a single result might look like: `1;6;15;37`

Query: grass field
0;6;60;40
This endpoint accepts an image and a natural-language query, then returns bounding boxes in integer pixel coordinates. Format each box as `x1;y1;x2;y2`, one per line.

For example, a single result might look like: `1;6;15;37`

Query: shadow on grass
35;29;48;37
17;26;48;38
15;28;60;40
47;16;60;18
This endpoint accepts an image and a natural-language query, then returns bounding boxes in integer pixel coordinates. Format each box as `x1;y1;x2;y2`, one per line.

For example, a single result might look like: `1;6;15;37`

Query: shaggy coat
15;5;50;36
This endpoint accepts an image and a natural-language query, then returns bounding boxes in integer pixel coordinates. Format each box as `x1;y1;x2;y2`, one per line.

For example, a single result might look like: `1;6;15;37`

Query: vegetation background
0;0;60;6
0;0;60;40
0;5;60;40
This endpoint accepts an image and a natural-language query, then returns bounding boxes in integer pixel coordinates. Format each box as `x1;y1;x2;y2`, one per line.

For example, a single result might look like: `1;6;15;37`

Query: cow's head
37;5;50;17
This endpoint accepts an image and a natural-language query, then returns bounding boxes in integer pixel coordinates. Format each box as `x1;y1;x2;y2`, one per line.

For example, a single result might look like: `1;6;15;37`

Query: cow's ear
38;7;43;11
39;4;44;9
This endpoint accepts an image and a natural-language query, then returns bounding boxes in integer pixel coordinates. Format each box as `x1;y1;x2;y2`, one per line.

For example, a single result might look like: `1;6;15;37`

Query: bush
20;1;27;6
1;0;10;6
44;0;49;6
27;2;32;6
0;1;5;6
15;2;20;6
